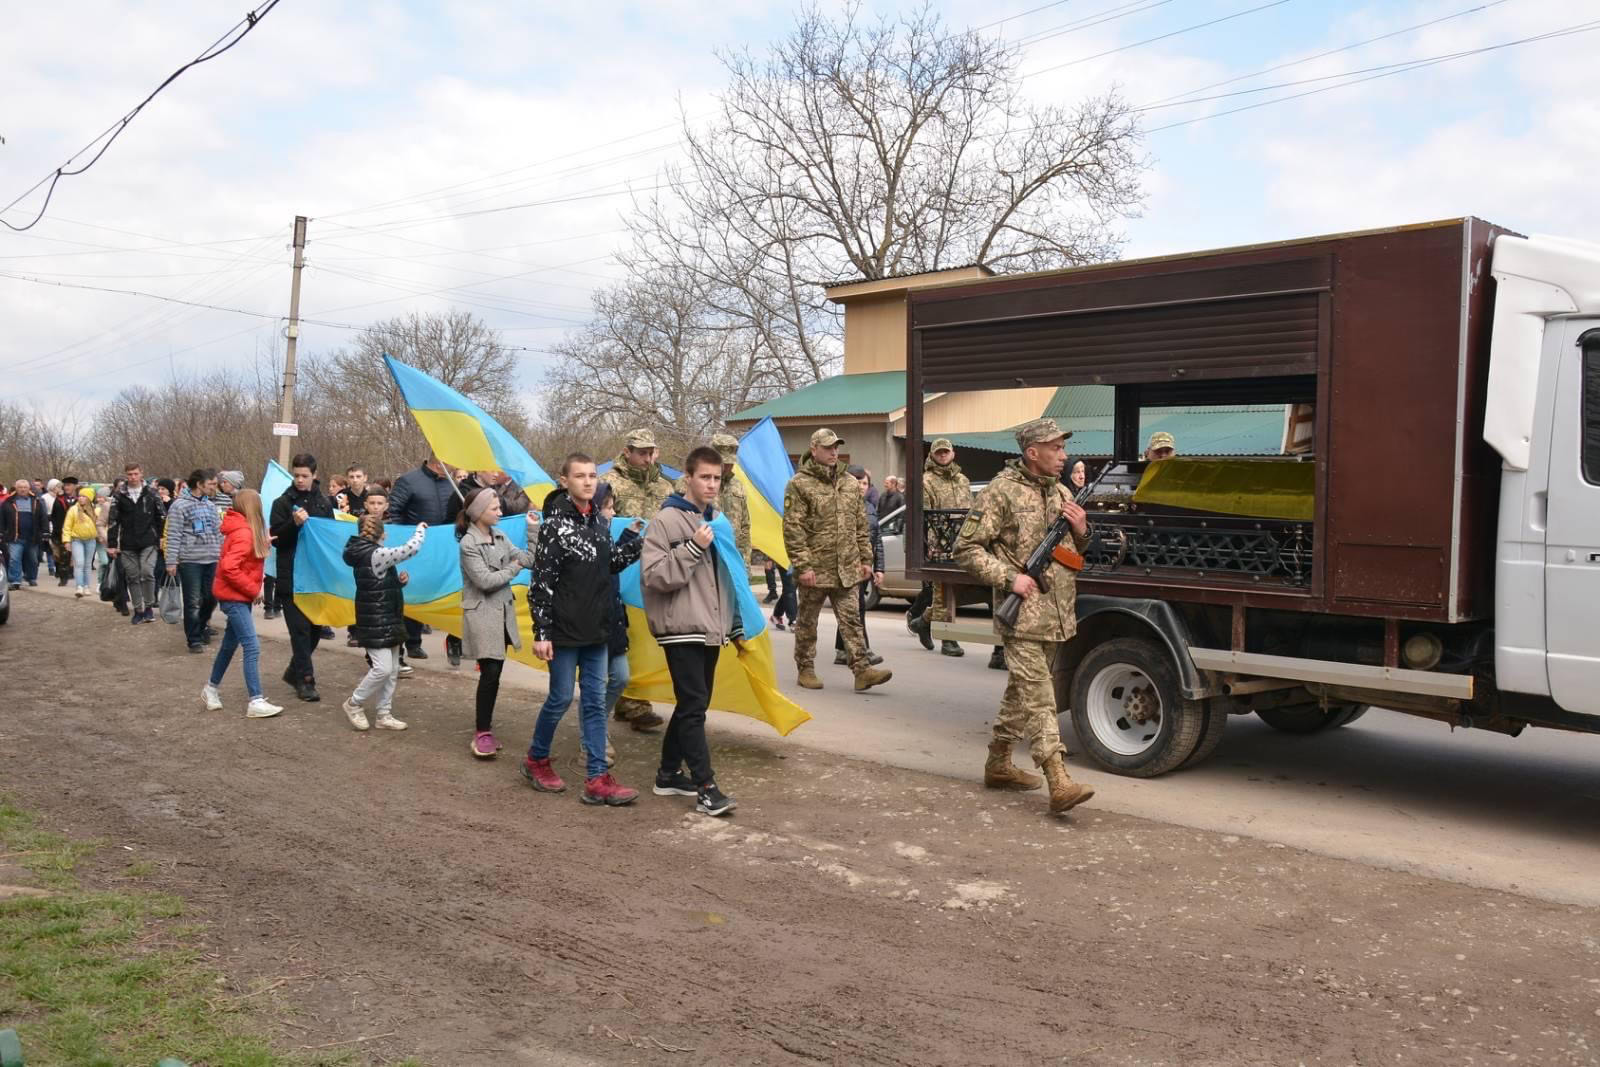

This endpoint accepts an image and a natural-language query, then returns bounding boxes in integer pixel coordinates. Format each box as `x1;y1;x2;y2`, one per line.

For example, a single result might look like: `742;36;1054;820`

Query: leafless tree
622;2;1145;378
542;263;791;453
0;400;89;481
301;309;532;478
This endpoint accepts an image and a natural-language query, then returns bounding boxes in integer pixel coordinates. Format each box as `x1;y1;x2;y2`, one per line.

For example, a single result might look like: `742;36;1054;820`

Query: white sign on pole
272;422;300;437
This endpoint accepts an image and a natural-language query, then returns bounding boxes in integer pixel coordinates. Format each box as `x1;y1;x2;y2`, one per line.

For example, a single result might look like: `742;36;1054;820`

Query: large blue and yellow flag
291;513;810;735
382;354;557;507
732;416;794;568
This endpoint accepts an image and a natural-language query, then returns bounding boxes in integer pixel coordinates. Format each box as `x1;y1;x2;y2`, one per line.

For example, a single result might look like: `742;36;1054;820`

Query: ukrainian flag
732;416;793;569
382;354;557;507
291;513;810;735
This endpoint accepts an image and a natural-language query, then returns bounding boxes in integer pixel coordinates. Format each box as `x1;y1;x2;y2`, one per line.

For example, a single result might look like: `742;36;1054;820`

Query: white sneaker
201;684;223;711
397;663;415;678
341;699;370;731
374;712;407;731
74;587;85;598
246;697;283;719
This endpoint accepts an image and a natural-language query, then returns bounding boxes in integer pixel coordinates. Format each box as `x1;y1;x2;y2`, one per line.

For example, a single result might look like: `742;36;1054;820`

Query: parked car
870;482;988;611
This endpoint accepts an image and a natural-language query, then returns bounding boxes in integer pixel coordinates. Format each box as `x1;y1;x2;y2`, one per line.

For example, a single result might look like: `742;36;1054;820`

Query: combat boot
1041;754;1094;813
797;668;824;690
853;665;892;692
984;740;1042;791
940;640;965;658
988;645;1006;671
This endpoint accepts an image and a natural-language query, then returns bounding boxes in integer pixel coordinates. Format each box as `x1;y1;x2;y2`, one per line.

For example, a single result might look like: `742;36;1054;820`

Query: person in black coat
2;478;47;588
340;515;427;732
519;455;643;805
388;456;457;661
268;453;335;701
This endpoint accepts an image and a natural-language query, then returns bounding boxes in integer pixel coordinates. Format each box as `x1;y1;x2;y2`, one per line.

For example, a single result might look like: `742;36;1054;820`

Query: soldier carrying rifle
955;417;1096;815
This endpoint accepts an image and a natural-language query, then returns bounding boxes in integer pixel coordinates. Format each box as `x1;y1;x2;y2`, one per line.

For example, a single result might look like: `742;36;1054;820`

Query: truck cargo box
904;218;1514;625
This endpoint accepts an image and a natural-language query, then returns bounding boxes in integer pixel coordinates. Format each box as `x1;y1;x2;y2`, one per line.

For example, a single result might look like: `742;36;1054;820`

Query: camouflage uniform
921;452;970;623
956;454;1092;769
783;454;872;672
603;456;672;521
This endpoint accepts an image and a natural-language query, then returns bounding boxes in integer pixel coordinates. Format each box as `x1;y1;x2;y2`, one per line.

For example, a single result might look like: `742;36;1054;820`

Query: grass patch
0;799;370;1066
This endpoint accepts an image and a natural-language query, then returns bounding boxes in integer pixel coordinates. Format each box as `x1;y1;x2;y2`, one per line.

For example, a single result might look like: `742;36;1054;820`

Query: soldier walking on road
908;439;970;658
603;428;674;731
956;418;1096;814
782;429;891;693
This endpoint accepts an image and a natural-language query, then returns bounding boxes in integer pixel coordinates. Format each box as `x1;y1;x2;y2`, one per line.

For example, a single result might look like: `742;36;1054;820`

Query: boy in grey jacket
640;445;743;817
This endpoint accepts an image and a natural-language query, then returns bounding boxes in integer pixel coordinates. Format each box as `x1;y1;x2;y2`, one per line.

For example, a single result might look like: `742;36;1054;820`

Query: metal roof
728;371;917;422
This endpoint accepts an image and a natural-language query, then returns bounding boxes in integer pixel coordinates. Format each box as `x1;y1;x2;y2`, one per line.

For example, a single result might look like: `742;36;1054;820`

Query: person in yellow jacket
62;487;103;597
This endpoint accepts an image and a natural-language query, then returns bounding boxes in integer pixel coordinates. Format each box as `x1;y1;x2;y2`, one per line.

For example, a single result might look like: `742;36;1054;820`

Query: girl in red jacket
203;489;283;718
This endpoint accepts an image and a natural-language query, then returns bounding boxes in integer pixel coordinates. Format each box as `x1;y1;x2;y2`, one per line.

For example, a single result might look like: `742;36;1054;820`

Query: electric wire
0;0;284;232
1024;0;1296;77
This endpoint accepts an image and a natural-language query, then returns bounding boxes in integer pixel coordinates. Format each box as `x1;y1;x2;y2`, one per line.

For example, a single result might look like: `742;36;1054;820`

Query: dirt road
3;589;1597;1065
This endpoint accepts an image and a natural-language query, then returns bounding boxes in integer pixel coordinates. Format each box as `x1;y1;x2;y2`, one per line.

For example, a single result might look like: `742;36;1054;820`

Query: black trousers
661;643;721;786
908;582;933;621
280;594;321;681
773;567;797;622
404;617;424;653
476;658;504;732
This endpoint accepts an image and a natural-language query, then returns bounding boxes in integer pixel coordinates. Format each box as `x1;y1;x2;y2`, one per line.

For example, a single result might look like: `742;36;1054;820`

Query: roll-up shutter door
918;293;1320;392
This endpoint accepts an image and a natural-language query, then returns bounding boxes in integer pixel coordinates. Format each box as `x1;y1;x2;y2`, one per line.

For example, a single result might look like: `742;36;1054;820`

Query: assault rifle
992;460;1113;629
994;515;1084;628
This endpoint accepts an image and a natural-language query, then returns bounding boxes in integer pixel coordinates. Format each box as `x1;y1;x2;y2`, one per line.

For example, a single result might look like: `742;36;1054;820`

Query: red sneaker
580;773;639;807
520;756;566;793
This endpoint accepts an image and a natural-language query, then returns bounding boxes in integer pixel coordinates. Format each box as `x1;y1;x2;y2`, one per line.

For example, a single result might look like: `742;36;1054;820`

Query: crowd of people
5;414;1109;819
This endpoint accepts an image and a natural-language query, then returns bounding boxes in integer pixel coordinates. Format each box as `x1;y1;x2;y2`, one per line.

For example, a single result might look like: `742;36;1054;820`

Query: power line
0;0;284;232
1024;0;1296;78
1140;0;1515;107
1013;0;1180;48
1141;16;1600;132
0;271;281;322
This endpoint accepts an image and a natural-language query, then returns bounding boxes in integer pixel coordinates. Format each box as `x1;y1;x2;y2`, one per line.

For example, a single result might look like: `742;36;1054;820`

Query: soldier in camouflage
909;438;971;658
603;427;673;731
955;417;1096;814
782;428;892;693
675;433;750;565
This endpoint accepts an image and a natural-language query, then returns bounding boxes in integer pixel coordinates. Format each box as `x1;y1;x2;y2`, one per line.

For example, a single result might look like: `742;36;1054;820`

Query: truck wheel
862;584;881;612
1255;703;1366;734
1181;698;1231;769
1070;636;1206;777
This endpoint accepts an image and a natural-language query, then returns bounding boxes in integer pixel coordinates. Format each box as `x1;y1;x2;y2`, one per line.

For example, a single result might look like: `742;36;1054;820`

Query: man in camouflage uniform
955;417;1095;814
909;438;971;658
603;427;674;731
676;432;750;565
782;428;892;693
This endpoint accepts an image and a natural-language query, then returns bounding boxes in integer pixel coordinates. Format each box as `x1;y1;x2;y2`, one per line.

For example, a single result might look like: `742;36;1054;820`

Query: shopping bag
98;557;122;602
159;574;183;624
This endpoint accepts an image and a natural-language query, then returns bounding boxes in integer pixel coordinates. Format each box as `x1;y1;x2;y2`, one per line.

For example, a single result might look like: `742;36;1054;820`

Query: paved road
700;601;1600;907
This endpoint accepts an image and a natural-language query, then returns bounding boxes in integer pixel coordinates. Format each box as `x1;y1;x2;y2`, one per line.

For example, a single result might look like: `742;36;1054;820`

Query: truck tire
1069;636;1206;777
1255;703;1366;734
1181;698;1231;769
862;584;881;612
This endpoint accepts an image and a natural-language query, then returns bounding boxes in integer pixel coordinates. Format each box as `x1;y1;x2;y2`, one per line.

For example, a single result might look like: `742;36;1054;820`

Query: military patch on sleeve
960;510;983;539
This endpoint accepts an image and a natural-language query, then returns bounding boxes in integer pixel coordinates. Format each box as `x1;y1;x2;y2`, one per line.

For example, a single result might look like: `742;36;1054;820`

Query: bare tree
624;3;1145;378
0;401;89;481
301;309;532;478
543;264;791;452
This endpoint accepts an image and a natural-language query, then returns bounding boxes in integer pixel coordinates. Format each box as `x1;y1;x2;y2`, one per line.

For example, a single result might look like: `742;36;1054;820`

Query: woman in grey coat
457;487;536;759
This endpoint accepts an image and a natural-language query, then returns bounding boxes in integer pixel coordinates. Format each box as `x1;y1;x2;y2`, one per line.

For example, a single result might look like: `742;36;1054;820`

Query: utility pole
276;215;308;468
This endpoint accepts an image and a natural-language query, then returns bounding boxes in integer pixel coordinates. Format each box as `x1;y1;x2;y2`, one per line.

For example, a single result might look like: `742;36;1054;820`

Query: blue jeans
178;561;217;648
209;600;262;699
528;644;609;779
605;648;630;717
7;541;39;584
70;540;95;588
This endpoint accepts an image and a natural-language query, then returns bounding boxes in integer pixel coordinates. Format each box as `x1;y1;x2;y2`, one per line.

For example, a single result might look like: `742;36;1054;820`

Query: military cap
1147;431;1176;452
710;432;739;463
811;428;844;448
1014;417;1071;451
846;464;866;478
624;427;657;449
930;438;955;454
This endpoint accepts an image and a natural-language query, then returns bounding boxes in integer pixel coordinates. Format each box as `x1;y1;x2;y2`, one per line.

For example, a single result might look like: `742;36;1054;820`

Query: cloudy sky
2;0;1595;423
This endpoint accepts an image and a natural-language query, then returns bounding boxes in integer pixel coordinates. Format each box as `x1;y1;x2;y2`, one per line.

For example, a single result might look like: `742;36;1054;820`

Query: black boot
295;677;321;703
940;640;964;658
908;611;933;651
988;645;1006;671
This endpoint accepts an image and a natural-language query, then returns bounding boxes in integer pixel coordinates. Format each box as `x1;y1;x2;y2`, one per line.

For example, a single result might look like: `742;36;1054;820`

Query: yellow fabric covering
1132;459;1314;522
